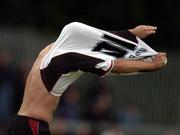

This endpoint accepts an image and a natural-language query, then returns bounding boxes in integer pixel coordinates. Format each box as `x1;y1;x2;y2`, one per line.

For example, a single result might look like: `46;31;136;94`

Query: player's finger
154;54;161;59
146;30;156;35
158;52;167;57
146;26;157;30
149;30;156;33
155;53;162;58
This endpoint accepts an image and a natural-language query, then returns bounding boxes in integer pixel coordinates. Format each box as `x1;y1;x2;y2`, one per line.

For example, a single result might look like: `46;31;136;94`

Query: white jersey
40;22;157;96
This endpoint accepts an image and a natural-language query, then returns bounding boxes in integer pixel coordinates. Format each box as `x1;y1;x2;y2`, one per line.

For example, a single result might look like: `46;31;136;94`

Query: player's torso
18;44;59;123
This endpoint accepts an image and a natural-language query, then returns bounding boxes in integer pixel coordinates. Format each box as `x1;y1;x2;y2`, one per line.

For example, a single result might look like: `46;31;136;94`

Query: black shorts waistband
7;114;50;135
15;114;49;128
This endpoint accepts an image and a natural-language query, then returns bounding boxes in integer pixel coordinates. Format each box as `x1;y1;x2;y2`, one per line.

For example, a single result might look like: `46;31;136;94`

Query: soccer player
7;22;167;135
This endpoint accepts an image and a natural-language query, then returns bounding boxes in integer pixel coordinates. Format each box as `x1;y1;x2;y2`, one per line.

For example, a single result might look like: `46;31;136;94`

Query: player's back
18;45;60;123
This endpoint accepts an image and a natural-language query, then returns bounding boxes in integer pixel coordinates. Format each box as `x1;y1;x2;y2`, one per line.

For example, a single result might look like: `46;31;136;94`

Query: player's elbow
111;61;128;74
63;22;83;35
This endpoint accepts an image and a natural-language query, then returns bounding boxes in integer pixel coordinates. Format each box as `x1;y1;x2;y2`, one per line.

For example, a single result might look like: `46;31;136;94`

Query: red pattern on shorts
29;119;39;135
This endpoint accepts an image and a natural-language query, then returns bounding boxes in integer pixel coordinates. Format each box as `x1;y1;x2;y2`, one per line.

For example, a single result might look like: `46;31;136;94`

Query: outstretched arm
111;53;167;74
129;25;157;38
109;25;157;43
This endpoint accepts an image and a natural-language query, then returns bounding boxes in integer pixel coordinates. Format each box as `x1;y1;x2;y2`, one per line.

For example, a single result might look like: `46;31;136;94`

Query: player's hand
129;25;157;38
152;52;167;70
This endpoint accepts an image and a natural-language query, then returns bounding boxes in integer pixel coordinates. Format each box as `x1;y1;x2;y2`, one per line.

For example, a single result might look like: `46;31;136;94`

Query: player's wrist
137;60;159;72
151;61;165;71
128;29;143;38
128;29;136;36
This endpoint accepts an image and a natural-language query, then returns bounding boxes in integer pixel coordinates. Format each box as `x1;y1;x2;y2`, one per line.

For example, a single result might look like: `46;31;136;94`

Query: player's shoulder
39;44;53;57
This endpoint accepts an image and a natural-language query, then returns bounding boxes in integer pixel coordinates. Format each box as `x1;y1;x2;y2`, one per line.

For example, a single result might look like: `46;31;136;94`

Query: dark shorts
7;115;51;135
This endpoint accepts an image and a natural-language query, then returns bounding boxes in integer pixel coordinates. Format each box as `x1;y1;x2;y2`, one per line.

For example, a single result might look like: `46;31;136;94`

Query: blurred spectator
162;130;180;135
101;124;124;135
51;119;92;135
84;79;113;122
55;85;81;120
0;50;24;134
88;91;112;122
117;103;141;127
51;119;67;135
75;122;92;135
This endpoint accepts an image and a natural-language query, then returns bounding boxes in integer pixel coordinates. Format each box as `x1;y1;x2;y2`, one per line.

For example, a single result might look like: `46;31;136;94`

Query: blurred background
0;0;180;135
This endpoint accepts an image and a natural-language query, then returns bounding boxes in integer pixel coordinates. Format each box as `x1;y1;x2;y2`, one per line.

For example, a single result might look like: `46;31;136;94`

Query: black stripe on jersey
104;34;137;50
109;30;138;44
40;64;61;92
41;52;111;92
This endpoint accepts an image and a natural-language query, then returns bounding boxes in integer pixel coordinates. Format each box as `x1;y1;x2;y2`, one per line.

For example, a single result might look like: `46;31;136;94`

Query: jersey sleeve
40;51;114;96
48;52;114;78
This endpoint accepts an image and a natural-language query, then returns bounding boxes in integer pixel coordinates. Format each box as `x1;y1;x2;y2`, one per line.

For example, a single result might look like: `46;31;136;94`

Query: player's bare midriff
18;44;59;124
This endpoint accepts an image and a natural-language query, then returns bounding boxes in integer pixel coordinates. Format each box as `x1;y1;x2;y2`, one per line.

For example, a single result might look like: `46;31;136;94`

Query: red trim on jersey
29;119;39;135
101;60;114;78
